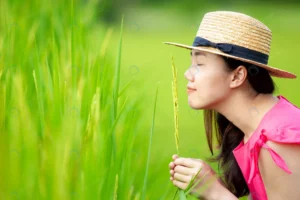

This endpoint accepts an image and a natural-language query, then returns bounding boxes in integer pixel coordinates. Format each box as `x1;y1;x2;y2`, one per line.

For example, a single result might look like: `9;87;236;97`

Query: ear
229;65;248;89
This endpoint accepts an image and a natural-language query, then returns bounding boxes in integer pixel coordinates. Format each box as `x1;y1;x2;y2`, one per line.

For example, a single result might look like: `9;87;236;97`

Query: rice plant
0;0;163;199
171;55;191;200
171;56;204;200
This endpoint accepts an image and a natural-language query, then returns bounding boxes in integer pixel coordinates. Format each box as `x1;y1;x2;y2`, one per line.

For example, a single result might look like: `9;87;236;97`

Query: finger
172;154;179;160
174;157;198;168
190;158;202;162
174;172;191;183
169;162;175;169
170;170;174;176
172;180;188;190
174;165;190;175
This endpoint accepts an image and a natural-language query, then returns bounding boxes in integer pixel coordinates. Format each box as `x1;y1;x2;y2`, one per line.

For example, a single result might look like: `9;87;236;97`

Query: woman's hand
169;154;236;199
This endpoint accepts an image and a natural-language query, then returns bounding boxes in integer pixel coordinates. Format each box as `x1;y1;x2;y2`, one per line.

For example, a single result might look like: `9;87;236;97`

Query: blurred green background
1;0;300;199
109;2;300;198
108;0;300;158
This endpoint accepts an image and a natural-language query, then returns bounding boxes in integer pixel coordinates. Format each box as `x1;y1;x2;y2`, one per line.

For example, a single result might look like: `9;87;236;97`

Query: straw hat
163;11;297;79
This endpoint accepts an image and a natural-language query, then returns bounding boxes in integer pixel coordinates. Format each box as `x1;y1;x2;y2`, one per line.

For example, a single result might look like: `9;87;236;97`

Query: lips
187;85;196;94
187;89;196;93
187;86;196;90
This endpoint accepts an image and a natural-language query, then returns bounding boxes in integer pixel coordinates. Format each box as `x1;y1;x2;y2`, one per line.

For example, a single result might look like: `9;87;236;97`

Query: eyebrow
190;51;206;57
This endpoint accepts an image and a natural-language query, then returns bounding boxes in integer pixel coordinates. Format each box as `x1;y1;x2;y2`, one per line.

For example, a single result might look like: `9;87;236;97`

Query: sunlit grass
0;0;166;199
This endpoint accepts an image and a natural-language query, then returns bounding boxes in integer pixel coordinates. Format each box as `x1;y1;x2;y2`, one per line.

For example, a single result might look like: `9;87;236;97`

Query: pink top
233;95;300;200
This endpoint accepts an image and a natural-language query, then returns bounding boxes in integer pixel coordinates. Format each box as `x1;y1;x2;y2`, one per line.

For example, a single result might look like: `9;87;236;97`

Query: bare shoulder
258;140;300;199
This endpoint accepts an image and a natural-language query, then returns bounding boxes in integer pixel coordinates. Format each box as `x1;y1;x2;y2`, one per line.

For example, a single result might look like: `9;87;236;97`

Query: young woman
164;11;300;200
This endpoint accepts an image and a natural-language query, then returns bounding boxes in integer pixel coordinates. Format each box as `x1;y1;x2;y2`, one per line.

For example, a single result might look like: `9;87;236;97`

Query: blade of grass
184;167;202;194
172;188;179;200
71;0;77;90
33;70;44;138
179;190;187;200
118;76;135;98
113;174;119;200
109;95;129;162
33;36;45;139
110;15;124;165
100;96;129;196
184;168;212;196
112;15;124;120
141;81;160;200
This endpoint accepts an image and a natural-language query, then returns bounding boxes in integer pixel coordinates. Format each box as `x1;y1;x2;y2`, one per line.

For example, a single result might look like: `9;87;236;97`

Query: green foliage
0;0;167;199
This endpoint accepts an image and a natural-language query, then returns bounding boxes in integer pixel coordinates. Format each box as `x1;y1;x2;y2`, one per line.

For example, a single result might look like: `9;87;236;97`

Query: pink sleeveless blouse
232;95;300;200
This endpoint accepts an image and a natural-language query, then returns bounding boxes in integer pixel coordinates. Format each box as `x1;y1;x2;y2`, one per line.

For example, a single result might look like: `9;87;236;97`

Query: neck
215;92;279;143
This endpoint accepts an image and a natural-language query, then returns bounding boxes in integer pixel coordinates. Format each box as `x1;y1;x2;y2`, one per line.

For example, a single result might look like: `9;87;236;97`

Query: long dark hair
204;56;276;197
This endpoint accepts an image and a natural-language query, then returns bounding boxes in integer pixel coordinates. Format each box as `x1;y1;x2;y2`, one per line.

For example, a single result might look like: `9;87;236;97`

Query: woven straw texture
164;11;297;79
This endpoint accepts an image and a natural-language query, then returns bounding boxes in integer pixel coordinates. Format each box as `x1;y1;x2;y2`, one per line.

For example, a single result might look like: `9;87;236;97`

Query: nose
184;69;193;81
184;65;198;81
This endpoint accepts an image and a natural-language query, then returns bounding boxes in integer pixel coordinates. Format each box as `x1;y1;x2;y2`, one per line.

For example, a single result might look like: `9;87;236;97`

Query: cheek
194;72;229;99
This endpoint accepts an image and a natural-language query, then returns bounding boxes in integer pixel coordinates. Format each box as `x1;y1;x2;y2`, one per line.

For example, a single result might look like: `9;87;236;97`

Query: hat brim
163;42;297;79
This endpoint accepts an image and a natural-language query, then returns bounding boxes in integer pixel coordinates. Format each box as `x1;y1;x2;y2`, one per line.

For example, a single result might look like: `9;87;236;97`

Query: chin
188;95;213;110
188;98;206;109
189;104;207;110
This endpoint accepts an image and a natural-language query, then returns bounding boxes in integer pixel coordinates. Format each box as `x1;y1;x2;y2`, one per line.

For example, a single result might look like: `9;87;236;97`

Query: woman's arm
206;186;239;200
258;140;300;199
199;177;239;200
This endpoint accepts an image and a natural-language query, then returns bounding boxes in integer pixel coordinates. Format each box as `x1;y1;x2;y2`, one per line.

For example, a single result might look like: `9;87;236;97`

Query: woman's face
185;49;233;110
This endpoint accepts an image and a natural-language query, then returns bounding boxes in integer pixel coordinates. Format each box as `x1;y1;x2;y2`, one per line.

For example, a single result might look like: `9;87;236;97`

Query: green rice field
0;0;300;199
